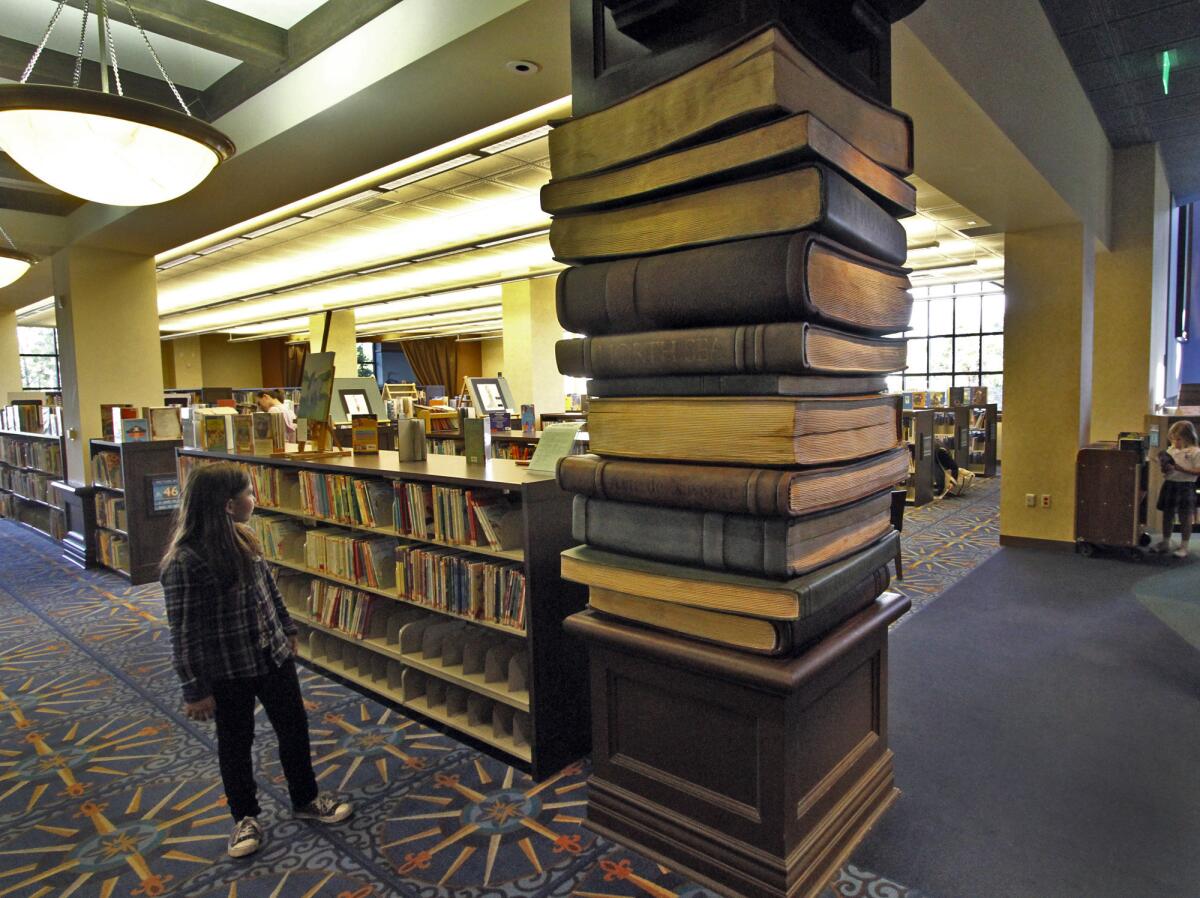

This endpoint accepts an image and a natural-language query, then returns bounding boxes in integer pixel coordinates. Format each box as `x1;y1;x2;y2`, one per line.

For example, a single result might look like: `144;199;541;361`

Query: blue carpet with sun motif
0;486;1004;898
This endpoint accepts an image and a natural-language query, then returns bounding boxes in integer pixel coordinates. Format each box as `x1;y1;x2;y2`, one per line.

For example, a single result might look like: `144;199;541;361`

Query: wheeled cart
1074;442;1150;558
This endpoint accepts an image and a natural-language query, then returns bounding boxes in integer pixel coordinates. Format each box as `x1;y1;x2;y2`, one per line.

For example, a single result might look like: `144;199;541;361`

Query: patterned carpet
0;481;1000;898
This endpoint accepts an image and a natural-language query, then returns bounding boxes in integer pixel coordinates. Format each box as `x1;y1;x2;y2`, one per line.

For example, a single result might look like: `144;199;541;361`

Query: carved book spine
555;322;907;378
555;232;911;337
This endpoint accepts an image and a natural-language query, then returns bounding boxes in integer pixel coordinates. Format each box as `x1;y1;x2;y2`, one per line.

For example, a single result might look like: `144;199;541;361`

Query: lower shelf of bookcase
98;562;132;579
3;515;63;542
291;611;529;711
296;648;532;764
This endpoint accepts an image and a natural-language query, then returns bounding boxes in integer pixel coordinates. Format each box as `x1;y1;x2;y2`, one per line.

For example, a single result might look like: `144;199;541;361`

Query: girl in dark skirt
1153;420;1200;558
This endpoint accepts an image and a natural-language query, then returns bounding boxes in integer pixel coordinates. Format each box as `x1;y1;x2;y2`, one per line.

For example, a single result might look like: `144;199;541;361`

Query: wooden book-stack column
543;4;928;898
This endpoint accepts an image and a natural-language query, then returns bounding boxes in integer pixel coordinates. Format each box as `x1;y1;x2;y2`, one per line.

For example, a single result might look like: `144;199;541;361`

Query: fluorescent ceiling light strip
154;97;571;265
161;270;555;339
158;253;202;270
358;261;411;275
478;125;552;155
243;216;306;239
905;240;941;252
409;246;477;263
378;154;481;190
301;189;385;218
196;237;249;256
476;228;550;249
910;259;979;273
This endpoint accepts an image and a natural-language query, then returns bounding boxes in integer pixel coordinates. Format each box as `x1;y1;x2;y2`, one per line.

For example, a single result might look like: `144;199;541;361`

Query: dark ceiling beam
0;186;85;216
46;0;288;67
0;34;205;113
200;0;403;121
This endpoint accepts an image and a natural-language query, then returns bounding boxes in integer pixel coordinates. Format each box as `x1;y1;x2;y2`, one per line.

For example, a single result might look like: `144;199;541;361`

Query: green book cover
464;417;491;465
529;422;582;473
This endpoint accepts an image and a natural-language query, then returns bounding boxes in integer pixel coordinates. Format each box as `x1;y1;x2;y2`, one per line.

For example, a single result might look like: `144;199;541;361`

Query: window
355;342;376;379
887;280;1005;408
17;326;60;391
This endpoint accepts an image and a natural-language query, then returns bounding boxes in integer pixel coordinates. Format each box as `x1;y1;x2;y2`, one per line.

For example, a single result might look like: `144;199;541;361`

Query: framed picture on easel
297;352;336;421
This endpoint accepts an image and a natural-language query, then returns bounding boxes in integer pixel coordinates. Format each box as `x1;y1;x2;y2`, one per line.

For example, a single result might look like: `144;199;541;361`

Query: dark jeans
211;655;318;821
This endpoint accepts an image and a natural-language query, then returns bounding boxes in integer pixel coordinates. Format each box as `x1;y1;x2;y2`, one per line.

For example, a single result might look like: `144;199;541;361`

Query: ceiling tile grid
1041;0;1200;199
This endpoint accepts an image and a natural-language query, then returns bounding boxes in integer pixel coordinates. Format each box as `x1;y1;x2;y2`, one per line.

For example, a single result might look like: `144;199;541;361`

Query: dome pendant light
0;224;35;289
0;0;235;207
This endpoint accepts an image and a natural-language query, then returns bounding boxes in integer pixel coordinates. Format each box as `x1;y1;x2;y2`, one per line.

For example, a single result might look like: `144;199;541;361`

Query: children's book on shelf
252;412;274;455
233;414;254;455
146;406;182;441
91;449;123;489
352;415;379;454
105;405;136;441
521;405;536;436
120;418;150;442
463;417;490;465
202;415;229;452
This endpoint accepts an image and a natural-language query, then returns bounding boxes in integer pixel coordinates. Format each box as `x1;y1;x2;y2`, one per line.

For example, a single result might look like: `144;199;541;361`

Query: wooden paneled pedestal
565;592;910;898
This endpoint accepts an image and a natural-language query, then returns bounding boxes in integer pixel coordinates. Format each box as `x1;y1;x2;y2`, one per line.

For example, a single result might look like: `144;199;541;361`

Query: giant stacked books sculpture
545;4;923;897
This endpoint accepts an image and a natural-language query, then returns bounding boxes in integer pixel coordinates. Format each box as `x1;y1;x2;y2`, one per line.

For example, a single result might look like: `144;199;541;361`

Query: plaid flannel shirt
161;545;299;703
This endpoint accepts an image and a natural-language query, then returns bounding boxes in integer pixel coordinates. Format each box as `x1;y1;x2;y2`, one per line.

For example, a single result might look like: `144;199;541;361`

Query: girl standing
161;462;352;858
1153;420;1200;558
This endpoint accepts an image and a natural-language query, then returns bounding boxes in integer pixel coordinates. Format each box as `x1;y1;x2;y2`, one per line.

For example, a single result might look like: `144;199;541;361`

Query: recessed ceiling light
378;154;482;191
300;189;385;218
479;126;551;155
157;253;202;270
243;216;306;239
196;237;249;256
505;60;541;75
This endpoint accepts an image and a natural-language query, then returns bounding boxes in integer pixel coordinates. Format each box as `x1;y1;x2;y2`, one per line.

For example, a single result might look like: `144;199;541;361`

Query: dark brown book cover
571;489;893;578
541;112;916;217
549;163;907;266
556;446;911;517
585;373;887;397
587;566;892;655
556;322;907;379
556;232;911;337
548;27;914;179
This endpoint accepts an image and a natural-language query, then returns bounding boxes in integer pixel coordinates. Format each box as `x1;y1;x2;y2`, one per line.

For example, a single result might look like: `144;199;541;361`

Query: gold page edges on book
549;167;823;262
586;397;899;466
804;242;913;331
589;586;780;652
560;551;800;619
541;113;915;216
547;28;913;180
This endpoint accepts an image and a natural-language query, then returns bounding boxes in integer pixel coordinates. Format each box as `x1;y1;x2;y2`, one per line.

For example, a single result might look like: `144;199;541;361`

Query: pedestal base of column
564;593;909;898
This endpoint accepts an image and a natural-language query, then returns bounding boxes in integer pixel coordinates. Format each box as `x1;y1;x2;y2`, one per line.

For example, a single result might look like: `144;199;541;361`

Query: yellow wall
1092;145;1172;441
480;337;503;377
309;310;358;377
198;334;262;387
170;337;204;388
1001;224;1093;542
160;341;176;389
0;310;22;398
501;276;561;416
53;246;163;483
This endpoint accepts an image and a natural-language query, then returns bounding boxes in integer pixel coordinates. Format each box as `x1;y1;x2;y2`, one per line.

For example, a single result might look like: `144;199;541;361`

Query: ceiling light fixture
479;125;552;155
910;259;979;273
242;217;306;239
378;154;482;191
0;223;36;288
300;189;385;219
0;0;235;207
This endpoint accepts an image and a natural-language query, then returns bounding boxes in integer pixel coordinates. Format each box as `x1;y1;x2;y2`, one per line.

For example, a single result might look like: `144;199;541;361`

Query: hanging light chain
72;0;91;88
100;0;124;96
19;0;69;84
0;224;19;253
122;0;191;116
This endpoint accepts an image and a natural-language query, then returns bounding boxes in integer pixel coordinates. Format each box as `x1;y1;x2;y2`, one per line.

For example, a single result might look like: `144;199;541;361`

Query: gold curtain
402;338;458;394
284;343;308;387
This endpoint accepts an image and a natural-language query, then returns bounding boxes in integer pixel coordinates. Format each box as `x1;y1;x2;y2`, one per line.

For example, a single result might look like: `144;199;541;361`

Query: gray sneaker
227;816;262;858
294;792;353;824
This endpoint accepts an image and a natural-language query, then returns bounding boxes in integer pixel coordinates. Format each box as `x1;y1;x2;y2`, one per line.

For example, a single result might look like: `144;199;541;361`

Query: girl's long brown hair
162;462;262;587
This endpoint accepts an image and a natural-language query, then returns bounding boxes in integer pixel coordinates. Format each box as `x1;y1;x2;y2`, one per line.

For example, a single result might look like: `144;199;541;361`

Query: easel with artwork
279;334;351;459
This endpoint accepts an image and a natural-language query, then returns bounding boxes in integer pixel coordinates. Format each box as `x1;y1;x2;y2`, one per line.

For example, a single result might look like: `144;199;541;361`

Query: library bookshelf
0;427;66;541
428;429;591;461
89;439;184;584
177;448;589;778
